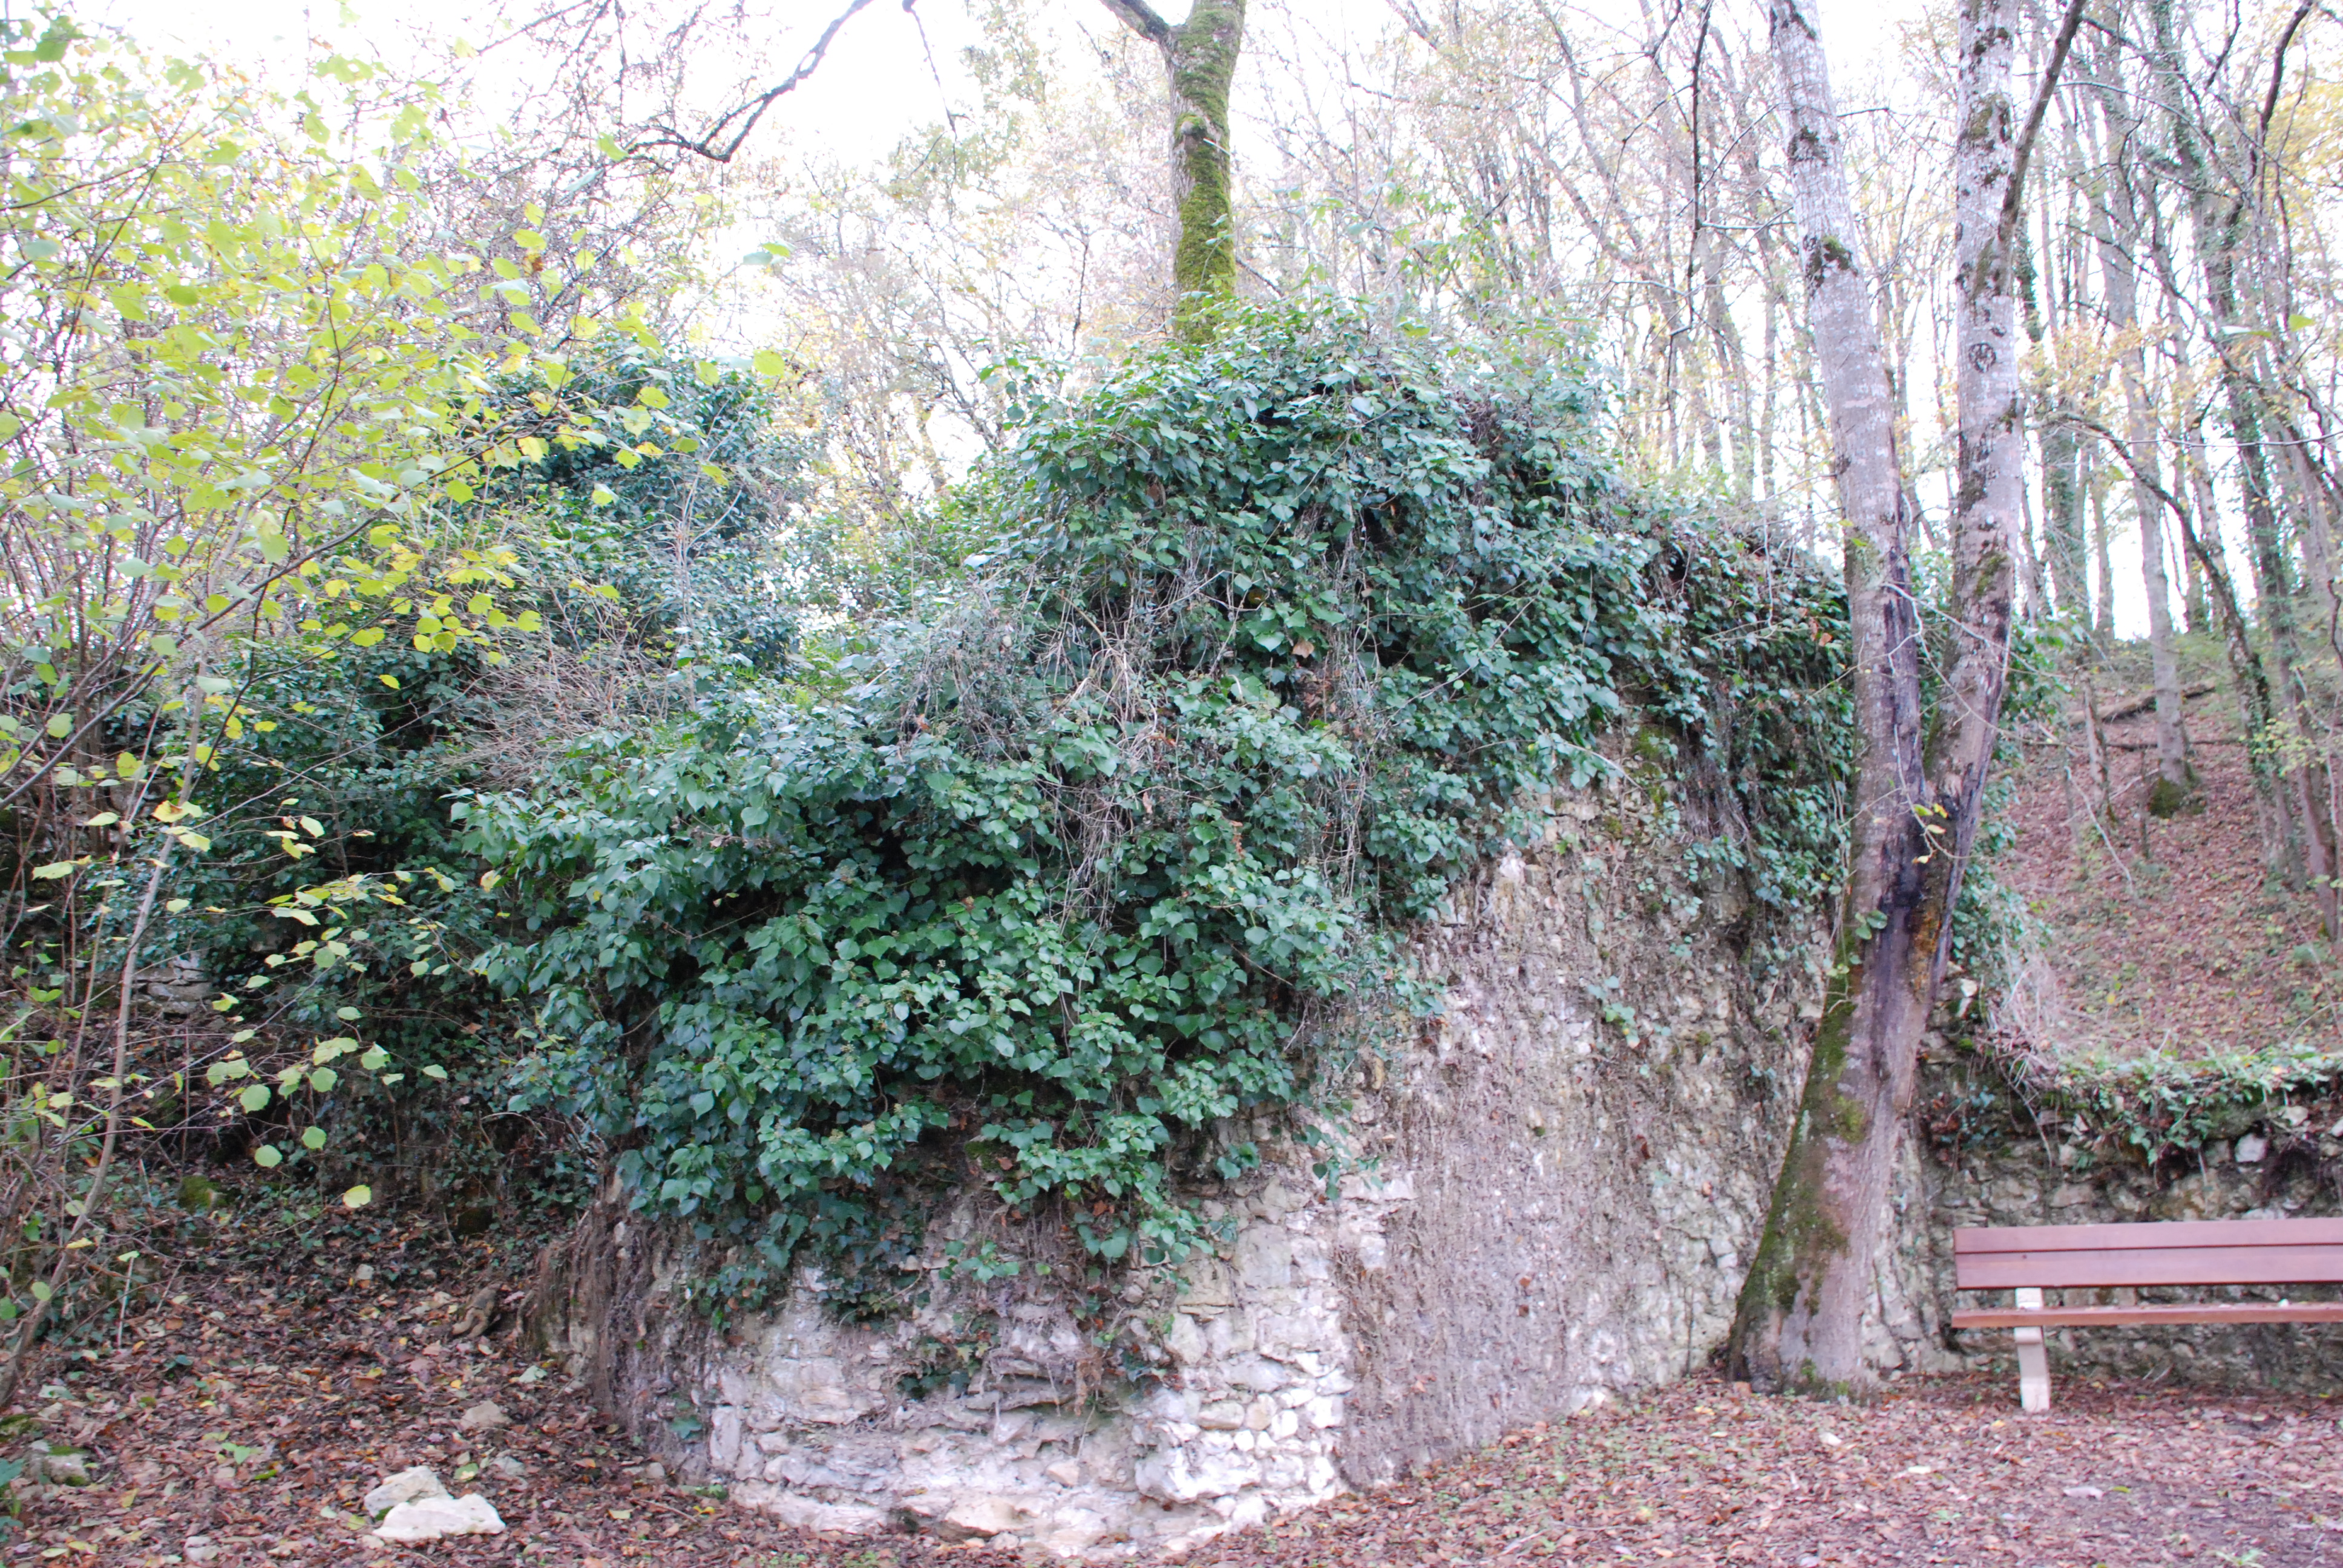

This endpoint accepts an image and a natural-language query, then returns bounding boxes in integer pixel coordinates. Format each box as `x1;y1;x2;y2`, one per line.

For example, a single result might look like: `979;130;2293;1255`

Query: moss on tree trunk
1167;0;1245;338
1100;0;1247;341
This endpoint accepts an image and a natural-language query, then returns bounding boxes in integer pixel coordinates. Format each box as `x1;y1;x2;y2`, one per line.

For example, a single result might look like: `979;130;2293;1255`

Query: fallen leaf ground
11;1226;2341;1567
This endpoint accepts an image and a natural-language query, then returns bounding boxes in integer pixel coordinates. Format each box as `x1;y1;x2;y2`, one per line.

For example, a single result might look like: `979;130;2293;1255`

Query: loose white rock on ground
361;1466;447;1518
359;1465;506;1544
373;1493;507;1543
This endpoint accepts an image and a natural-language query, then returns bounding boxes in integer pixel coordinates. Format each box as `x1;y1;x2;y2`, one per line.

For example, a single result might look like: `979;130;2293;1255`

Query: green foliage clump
149;341;819;1210
485;348;814;671
1967;1034;2343;1165
462;310;1849;1312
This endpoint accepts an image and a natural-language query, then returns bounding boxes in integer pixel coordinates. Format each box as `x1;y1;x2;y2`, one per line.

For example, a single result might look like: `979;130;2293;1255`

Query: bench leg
2013;1287;2051;1413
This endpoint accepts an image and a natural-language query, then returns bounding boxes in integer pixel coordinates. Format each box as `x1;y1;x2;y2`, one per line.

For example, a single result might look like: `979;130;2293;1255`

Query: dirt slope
1996;664;2343;1060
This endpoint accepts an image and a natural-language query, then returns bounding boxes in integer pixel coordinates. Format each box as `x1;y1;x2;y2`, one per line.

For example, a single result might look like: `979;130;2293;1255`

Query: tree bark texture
1732;0;2059;1394
1729;0;1933;1395
1100;0;1247;341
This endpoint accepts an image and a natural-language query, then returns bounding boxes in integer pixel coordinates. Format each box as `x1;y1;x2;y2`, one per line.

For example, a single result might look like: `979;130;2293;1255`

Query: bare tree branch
1996;0;2089;248
2251;0;2318;188
634;0;881;163
1097;0;1173;48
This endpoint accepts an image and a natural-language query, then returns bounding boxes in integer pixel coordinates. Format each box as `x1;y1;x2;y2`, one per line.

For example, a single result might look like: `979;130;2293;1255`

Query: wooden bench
1951;1217;2343;1411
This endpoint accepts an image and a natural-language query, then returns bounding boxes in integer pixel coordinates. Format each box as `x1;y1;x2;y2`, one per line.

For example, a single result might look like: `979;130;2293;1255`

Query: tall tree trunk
1100;0;1248;341
2020;229;2088;622
2086;40;2193;808
2150;0;2330;915
1729;0;2071;1394
1730;0;1925;1393
2089;460;2115;645
2282;432;2339;653
1932;0;2037;964
2096;418;2290;864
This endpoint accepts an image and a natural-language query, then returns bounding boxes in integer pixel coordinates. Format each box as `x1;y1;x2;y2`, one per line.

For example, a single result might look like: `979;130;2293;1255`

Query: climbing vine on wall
460;309;1852;1313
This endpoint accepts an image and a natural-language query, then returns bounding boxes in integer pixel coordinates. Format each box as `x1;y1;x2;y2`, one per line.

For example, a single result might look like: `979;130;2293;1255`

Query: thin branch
1098;0;1173;48
0;836;171;1410
2250;0;2317;189
633;0;881;163
1998;0;2092;250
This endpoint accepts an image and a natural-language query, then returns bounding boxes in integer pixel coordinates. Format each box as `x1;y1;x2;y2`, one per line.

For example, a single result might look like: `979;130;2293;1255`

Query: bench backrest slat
1955;1218;2343;1290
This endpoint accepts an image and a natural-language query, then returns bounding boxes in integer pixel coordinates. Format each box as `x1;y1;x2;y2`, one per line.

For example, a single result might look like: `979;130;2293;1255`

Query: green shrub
463;309;1852;1314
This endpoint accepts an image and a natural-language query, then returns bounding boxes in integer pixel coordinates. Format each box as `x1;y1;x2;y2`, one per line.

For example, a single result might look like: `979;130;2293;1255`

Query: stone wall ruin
539;763;1840;1555
536;763;2343;1558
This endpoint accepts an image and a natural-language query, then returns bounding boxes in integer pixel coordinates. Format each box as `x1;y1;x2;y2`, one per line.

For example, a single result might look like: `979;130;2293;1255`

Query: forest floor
1996;638;2343;1059
9;1214;2341;1567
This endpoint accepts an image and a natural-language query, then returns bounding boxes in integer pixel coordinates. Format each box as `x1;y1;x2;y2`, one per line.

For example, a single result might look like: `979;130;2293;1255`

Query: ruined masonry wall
565;767;1833;1557
557;762;2343;1559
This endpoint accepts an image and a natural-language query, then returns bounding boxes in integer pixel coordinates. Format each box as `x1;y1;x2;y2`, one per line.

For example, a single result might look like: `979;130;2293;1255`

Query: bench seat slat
1953;1217;2343;1413
1956;1244;2343;1289
1953;1302;2343;1328
1956;1218;2343;1254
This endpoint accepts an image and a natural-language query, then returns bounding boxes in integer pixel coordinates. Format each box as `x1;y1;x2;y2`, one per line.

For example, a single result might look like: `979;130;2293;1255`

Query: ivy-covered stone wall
531;766;2343;1560
535;756;1833;1556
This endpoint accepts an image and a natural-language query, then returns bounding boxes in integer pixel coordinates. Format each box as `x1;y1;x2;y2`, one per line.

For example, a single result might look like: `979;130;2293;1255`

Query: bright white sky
82;0;1925;164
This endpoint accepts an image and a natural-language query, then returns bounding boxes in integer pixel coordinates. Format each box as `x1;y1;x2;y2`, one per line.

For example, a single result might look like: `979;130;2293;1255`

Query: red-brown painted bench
1952;1217;2343;1411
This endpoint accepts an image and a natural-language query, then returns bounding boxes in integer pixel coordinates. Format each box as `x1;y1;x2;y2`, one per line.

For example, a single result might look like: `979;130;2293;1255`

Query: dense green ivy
460;310;1851;1311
